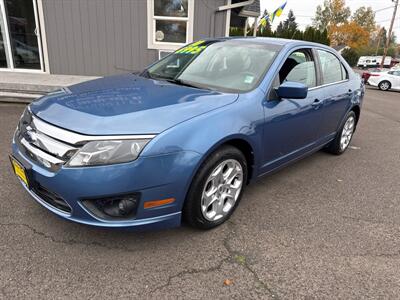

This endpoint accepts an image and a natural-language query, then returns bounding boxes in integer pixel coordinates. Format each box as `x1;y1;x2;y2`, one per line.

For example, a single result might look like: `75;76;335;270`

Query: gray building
0;0;260;76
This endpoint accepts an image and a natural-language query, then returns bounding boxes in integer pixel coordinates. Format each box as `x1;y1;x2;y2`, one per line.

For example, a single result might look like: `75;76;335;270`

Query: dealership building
0;0;260;77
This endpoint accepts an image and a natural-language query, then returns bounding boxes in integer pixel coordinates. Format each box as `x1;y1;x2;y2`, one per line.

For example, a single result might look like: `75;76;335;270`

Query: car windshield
143;40;280;93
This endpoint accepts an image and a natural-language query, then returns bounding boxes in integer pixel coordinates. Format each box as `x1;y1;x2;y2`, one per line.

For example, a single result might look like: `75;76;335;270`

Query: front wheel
326;111;356;155
183;146;247;229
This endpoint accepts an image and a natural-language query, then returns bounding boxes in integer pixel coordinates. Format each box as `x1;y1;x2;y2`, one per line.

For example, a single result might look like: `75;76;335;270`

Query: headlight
66;139;150;167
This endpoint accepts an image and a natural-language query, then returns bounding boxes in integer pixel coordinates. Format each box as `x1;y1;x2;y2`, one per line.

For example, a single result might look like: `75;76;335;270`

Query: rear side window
317;50;347;84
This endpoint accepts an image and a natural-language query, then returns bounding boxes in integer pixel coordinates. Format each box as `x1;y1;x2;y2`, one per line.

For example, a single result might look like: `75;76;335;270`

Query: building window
147;0;194;51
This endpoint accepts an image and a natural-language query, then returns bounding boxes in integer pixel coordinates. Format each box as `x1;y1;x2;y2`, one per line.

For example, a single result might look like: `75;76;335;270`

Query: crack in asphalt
0;221;279;298
224;221;279;299
0;222;140;253
149;221;279;299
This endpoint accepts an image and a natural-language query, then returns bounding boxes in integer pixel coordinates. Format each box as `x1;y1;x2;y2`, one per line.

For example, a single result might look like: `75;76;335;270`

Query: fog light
103;198;137;217
81;193;139;220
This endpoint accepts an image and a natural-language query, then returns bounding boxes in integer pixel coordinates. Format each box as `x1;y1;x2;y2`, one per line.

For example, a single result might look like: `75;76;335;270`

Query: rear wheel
378;80;391;91
183;145;247;229
326;111;356;155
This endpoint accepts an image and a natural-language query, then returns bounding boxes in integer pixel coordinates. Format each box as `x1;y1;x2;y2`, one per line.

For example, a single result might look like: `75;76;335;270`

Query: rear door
314;49;352;140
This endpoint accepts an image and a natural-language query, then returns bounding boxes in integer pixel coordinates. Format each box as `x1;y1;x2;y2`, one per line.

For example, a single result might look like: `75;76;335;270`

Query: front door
0;0;43;71
261;48;323;173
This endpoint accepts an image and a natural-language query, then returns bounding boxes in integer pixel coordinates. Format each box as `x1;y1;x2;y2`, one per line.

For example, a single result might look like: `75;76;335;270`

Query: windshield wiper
163;78;211;90
139;69;156;79
140;71;212;91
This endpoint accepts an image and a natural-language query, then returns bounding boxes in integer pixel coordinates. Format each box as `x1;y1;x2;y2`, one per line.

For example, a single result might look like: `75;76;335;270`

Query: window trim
313;48;350;88
266;46;352;99
147;0;194;51
268;47;319;100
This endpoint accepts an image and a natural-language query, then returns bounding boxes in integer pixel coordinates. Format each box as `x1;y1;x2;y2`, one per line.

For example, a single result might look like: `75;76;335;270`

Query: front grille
15;108;78;171
33;184;72;214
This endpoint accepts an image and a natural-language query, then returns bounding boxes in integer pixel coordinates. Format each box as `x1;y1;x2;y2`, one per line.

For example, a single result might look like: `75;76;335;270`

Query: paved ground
0;87;399;299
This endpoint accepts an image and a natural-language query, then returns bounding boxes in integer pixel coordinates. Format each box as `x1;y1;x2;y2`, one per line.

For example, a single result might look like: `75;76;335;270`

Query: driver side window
269;49;317;99
279;50;317;88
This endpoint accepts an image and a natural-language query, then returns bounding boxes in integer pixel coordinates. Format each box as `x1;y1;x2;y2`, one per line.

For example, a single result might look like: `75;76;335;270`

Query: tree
300;26;330;45
275;21;284;37
329;22;369;48
352;7;376;33
274;10;298;39
313;0;351;31
341;48;359;67
282;10;298;38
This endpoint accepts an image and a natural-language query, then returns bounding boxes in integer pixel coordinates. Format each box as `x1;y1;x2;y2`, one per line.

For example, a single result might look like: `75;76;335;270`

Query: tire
326;111;356;155
378;80;391;91
183;145;248;230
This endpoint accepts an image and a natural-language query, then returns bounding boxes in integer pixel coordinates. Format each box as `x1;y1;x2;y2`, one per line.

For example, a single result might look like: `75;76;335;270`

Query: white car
368;70;400;91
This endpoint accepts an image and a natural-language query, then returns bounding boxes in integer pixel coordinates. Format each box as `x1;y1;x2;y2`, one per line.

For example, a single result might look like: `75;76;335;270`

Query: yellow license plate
10;157;29;187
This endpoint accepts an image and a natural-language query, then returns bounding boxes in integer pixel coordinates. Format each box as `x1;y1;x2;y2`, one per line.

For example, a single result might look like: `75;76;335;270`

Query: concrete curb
0;71;100;103
0;97;32;104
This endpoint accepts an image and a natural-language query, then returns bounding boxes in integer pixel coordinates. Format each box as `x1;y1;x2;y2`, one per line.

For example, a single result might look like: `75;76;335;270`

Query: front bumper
12;142;201;230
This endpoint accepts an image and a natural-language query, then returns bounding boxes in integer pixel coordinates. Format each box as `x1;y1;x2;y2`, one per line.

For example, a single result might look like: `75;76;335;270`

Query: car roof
209;36;331;49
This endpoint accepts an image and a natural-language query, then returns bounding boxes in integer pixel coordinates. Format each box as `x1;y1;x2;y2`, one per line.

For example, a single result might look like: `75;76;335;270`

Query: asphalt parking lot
0;87;399;299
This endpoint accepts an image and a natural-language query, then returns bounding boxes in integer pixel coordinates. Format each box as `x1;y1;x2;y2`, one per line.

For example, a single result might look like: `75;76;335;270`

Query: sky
260;0;400;40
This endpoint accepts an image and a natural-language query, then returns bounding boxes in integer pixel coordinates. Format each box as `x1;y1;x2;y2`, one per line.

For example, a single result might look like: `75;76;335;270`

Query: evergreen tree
275;22;284;38
282;10;298;39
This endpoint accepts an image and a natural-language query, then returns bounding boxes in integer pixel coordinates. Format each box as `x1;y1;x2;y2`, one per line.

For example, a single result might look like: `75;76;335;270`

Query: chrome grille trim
26;128;78;157
20;138;65;165
16;108;156;171
32;114;156;145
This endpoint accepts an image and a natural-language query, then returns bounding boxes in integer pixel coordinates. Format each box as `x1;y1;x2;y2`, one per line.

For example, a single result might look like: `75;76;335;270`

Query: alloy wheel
201;159;243;221
380;82;390;90
340;116;355;151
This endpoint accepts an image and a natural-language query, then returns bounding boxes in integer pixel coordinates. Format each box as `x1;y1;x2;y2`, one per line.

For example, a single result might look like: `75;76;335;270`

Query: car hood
30;74;238;135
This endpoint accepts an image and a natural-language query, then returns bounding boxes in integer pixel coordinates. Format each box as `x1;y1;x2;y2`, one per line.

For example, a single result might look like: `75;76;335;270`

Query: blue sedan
11;38;364;230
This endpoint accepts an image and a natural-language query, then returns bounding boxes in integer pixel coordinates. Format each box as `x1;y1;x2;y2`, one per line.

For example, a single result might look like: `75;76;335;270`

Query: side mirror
277;81;308;99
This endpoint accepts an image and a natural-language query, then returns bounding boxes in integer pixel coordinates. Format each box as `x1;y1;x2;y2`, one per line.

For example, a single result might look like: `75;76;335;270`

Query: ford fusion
11;38;364;230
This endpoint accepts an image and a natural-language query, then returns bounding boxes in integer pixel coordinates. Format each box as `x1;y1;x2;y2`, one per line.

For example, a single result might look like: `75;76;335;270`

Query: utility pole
381;0;399;68
375;28;382;56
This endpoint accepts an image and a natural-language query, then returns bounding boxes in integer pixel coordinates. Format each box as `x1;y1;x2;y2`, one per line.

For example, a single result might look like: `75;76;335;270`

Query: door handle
311;99;322;109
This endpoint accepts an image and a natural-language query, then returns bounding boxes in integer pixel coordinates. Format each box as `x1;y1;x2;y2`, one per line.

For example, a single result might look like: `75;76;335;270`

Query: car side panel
314;81;353;139
142;89;265;180
260;88;323;174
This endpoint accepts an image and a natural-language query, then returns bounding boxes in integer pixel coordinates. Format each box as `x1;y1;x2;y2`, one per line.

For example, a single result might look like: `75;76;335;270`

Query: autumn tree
329;22;369;48
313;0;351;31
